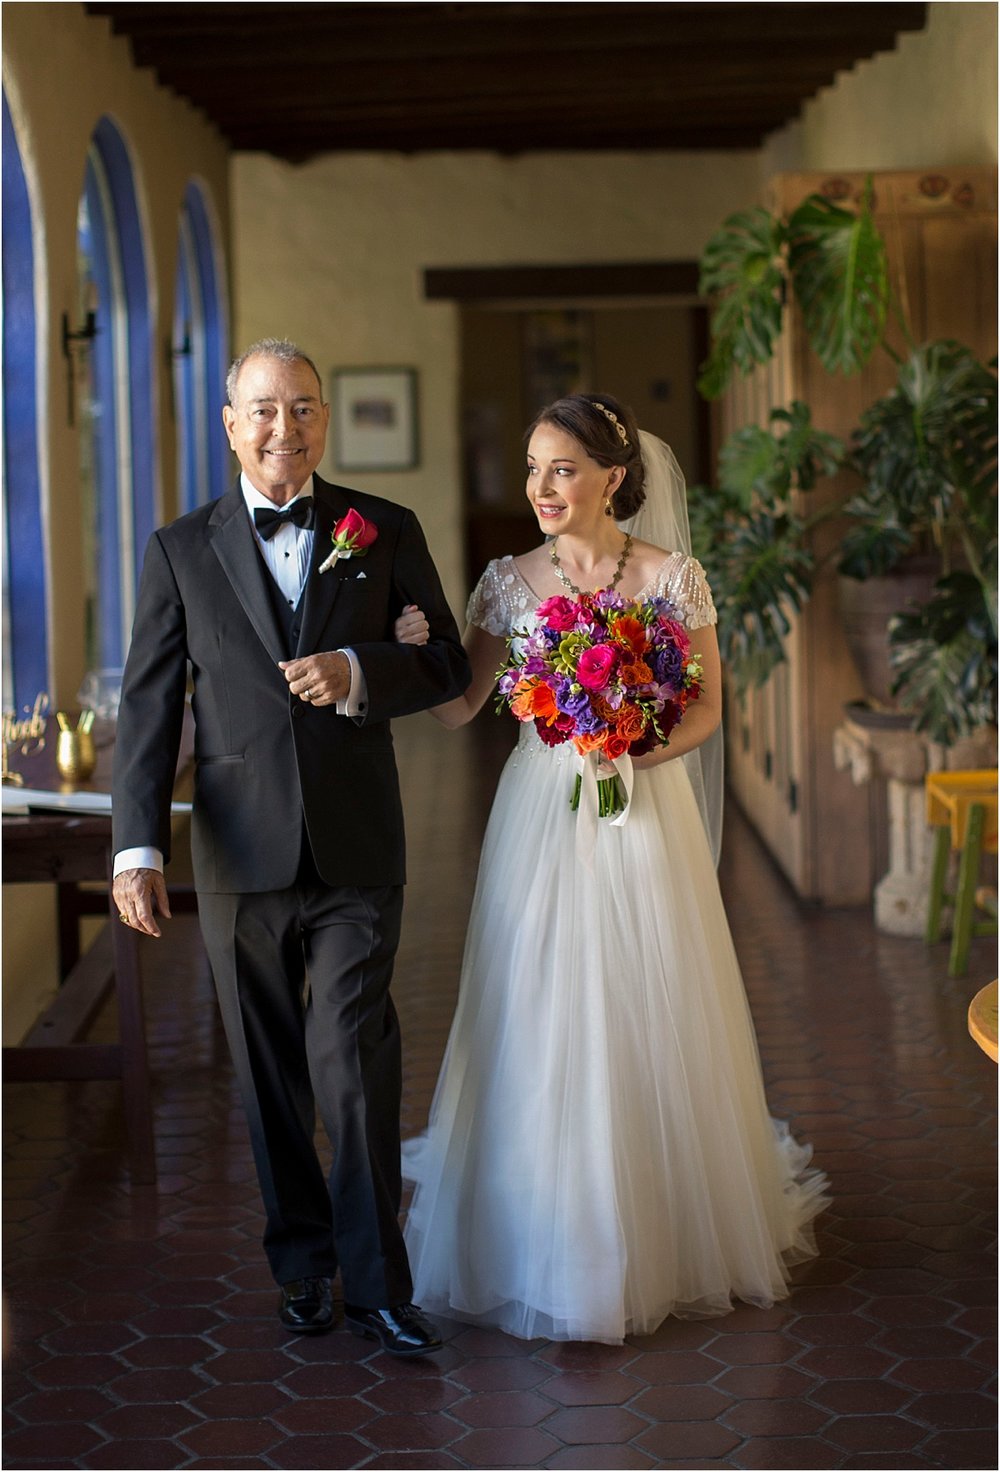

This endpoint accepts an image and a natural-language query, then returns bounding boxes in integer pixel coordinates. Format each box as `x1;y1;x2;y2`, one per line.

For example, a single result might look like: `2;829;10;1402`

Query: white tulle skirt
402;729;828;1344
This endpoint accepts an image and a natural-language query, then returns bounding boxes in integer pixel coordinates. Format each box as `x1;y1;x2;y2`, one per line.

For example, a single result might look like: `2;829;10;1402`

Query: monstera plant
690;182;998;747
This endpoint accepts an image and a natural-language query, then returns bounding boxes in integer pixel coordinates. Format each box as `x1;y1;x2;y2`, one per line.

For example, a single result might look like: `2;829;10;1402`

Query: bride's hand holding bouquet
498;588;703;818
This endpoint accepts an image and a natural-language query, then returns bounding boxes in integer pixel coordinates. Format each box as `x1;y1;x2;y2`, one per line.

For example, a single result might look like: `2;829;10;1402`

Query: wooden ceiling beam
81;0;928;157
137;57;867;107
89;1;925;51
182;112;811;154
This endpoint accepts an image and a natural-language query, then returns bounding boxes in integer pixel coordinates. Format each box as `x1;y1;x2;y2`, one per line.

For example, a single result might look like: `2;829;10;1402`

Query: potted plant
690;184;997;748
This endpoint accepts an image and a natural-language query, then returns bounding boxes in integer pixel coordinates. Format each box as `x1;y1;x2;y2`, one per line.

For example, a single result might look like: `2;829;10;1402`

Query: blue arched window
173;179;228;511
2;89;48;712
77;116;155;669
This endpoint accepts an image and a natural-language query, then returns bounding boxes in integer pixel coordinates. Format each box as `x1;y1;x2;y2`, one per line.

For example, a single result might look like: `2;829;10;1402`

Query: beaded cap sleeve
655;552;717;631
466;556;534;637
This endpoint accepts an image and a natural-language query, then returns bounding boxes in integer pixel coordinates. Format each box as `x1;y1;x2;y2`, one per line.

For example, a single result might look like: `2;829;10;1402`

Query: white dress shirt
113;475;369;879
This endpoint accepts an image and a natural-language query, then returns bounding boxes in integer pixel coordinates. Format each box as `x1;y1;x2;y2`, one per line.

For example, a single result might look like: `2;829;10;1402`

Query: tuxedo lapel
294;492;342;656
209;485;287;665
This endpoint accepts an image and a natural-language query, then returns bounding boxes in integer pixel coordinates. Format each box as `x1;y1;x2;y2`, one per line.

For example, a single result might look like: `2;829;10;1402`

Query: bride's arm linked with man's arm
395;603;505;729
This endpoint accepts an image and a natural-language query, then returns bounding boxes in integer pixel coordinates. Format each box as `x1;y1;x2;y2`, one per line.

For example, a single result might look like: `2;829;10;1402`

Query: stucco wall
3;2;231;705
231;150;759;610
2;4;230;1044
762;2;997;178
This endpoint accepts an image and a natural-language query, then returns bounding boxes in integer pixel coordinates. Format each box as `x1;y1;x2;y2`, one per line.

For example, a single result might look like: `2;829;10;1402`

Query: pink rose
536;596;580;632
576;644;617;691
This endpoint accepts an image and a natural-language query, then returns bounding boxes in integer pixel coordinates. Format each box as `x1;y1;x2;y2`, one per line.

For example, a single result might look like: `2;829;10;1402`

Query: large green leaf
787;188;889;376
888;572;998;744
718;402;843;509
712;510;814;692
768;403;844;491
697;208;787;399
851;341;998;560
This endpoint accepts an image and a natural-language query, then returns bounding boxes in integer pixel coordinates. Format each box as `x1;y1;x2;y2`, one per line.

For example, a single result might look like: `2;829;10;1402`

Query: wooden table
2;715;193;1184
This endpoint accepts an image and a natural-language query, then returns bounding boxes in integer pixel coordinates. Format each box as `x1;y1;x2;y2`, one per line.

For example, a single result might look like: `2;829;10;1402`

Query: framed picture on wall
331;367;419;471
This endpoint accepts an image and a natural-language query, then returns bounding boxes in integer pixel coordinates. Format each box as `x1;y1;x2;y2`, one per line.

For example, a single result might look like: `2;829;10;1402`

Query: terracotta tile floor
4;712;997;1470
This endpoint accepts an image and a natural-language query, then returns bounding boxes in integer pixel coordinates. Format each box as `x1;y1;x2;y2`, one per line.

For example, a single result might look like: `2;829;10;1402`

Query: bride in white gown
396;393;828;1344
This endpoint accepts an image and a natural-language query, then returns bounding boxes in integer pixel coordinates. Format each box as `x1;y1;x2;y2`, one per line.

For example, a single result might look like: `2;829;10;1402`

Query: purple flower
651;644;685;687
559;686;594;720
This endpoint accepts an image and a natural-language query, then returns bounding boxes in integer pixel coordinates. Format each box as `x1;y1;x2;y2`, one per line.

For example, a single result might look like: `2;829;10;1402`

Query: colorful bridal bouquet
497;591;702;818
319;507;379;574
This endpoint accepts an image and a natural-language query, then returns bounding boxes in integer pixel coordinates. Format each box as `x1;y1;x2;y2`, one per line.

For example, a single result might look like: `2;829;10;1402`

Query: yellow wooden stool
925;770;998;977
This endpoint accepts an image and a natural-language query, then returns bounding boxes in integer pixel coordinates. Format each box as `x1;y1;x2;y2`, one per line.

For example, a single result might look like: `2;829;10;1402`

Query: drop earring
604;499;615;517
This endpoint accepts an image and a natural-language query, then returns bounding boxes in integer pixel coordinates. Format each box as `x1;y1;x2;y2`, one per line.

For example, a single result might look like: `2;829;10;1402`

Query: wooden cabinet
720;169;997;903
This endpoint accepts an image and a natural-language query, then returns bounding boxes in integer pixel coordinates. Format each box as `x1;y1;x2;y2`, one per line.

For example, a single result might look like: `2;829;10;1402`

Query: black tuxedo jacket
112;475;470;892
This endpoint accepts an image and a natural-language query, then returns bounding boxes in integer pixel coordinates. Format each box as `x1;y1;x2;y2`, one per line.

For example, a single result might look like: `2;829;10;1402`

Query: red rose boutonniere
318;507;378;574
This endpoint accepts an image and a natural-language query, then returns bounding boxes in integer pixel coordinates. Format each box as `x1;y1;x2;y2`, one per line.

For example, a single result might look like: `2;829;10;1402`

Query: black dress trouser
198;846;410;1308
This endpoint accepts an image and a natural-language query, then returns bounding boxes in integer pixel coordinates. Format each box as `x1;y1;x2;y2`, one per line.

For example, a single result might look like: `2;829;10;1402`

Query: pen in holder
55;709;97;782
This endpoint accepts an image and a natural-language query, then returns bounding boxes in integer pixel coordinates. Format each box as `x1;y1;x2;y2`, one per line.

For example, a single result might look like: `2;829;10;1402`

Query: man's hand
113;867;172;938
280;651;351;707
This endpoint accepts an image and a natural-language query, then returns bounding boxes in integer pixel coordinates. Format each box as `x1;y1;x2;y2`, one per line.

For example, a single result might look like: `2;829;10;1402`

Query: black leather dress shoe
344;1302;443;1356
278;1277;334;1333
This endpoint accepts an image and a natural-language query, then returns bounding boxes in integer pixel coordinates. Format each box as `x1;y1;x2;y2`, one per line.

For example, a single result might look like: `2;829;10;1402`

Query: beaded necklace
550;533;633;596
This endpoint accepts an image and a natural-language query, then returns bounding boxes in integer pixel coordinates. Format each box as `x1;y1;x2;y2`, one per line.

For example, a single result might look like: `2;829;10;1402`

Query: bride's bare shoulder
512;544;550;578
628;536;679;577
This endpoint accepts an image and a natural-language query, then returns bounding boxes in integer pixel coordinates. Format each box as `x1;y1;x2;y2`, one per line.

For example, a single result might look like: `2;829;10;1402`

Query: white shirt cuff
336;647;368;718
113;847;164;878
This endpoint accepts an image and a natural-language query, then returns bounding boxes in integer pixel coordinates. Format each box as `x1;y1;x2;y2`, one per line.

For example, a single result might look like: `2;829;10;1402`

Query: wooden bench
2;814;155;1182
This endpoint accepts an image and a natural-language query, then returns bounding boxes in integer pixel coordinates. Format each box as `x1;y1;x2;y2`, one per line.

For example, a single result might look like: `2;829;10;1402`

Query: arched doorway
173;179;228;512
74;115;155;670
2;89;48;712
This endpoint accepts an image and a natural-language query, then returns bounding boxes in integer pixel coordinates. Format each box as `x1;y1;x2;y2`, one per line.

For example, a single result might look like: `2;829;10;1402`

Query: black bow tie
253;499;315;540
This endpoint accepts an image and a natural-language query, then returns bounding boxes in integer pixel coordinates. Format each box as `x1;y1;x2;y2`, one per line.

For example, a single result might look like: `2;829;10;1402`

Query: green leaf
850;341;998;561
719;426;788;508
787;184;889;376
711;509;814;692
697;208;787;399
717;402;844;509
770;402;844;491
837;513;915;580
888;572;998;744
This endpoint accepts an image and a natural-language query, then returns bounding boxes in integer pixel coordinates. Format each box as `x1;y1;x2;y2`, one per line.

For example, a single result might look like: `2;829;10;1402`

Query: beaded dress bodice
466;551;717;639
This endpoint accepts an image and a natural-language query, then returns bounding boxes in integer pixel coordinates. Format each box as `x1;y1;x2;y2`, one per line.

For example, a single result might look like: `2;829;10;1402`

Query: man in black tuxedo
112;339;469;1354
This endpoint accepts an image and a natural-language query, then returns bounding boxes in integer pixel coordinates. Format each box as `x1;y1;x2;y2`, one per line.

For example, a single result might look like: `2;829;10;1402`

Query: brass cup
55;729;97;782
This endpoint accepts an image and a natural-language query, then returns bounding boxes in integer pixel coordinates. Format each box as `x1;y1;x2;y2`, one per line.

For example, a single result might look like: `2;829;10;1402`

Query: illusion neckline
506;549;684;606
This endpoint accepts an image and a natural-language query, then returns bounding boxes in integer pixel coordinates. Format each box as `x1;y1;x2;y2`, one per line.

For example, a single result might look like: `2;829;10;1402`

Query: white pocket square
356;570;367;580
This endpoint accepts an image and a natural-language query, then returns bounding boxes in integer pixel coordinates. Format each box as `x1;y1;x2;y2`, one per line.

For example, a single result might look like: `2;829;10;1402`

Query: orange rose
616;705;646;740
620;659;653;685
604;732;630;760
573;730;606;756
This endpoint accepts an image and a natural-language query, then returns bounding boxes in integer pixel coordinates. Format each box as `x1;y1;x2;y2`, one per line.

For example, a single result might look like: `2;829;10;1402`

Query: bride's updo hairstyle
526;393;646;519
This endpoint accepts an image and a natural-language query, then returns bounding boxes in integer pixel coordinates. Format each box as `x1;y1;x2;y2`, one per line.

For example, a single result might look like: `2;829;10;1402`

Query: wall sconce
170;327;192;361
61;309;98;427
166;324;192;420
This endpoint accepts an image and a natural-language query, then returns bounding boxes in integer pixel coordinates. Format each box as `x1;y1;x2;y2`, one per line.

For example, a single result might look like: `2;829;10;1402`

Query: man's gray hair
226;338;324;407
